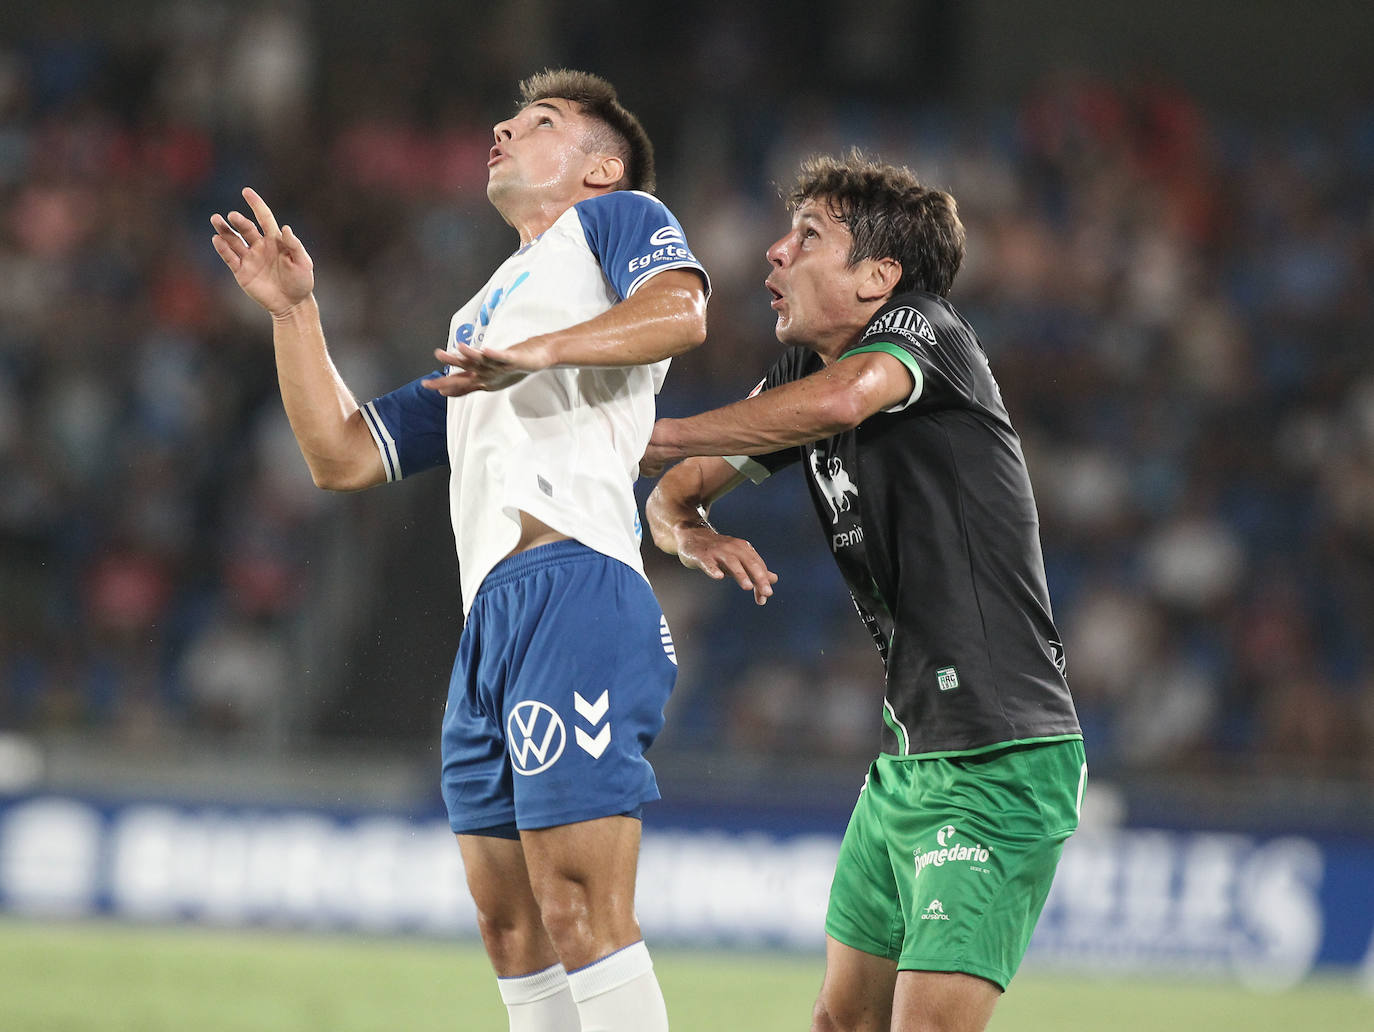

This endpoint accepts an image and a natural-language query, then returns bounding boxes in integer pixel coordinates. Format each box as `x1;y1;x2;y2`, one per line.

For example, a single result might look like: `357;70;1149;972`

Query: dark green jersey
730;290;1081;756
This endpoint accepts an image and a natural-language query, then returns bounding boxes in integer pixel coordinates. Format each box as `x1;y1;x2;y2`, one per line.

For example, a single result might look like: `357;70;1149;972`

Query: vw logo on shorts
507;701;566;775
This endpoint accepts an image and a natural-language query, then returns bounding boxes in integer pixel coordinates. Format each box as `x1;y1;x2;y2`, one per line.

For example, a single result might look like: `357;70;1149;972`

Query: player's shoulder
862;290;967;349
573;189;672;220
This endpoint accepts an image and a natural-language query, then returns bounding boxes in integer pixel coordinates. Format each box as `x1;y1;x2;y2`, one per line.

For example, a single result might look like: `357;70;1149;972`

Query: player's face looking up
765;200;886;355
486;98;622;213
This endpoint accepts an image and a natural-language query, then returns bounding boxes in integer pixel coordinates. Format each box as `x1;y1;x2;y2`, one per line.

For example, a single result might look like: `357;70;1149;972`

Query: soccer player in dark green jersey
642;152;1085;1032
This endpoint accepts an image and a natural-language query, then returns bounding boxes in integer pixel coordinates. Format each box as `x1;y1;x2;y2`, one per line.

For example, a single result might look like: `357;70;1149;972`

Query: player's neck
812;327;869;366
499;187;603;246
812;301;887;365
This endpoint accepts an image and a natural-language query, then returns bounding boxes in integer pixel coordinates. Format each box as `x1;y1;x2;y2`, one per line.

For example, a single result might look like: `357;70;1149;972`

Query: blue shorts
441;540;677;835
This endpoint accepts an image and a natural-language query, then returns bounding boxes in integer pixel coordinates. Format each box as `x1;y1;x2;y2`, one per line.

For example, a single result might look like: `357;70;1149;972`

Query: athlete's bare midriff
506;510;570;558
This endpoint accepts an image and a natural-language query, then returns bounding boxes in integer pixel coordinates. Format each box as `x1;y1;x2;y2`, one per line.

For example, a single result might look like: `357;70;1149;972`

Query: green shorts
825;739;1086;990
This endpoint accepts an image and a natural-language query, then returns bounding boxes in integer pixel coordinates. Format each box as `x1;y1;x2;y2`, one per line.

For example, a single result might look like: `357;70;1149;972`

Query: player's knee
811;993;885;1032
473;906;545;969
811;997;848;1032
532;885;594;952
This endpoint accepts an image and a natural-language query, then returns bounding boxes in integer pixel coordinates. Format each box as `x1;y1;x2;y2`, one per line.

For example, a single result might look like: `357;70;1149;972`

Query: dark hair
517;69;655;194
786;149;965;297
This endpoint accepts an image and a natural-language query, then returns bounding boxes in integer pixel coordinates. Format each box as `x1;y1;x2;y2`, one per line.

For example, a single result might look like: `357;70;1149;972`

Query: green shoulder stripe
843;341;923;405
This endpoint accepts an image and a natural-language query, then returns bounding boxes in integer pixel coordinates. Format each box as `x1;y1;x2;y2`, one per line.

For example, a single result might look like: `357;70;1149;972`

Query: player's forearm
270;295;381;491
650;357;898;461
651;376;863;464
541;274;707;367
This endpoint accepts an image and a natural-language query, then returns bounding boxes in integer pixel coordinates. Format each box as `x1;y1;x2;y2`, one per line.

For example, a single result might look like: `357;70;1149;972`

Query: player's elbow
308;465;355;492
307;455;380;492
671;289;708;353
819;361;897;431
814;386;869;434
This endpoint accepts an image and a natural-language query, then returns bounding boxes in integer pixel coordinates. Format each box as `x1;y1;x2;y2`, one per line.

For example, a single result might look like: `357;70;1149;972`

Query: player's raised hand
423;337;556;397
675;525;778;606
210;187;314;317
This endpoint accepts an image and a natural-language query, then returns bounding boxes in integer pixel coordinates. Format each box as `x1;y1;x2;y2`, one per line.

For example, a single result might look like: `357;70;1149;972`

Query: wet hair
517;69;655;194
786;149;965;297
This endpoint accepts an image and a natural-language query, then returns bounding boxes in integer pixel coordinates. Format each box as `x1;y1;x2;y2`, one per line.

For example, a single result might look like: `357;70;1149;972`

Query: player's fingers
434;347;478;371
424;372;481;397
452;341;496;368
743;553;777;592
210;234;241;269
210;214;249;256
717;554;758;593
226;209;262;244
684;553;725;579
242;187;281;237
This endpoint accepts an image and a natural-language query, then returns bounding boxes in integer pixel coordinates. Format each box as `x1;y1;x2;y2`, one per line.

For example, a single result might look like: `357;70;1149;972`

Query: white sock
496;963;581;1032
566;940;668;1032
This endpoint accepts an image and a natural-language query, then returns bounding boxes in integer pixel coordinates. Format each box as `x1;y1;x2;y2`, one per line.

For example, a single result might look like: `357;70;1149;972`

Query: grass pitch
0;919;1369;1031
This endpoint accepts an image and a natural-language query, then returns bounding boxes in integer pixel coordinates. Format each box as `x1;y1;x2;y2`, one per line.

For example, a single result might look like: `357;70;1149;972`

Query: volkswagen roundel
506;700;567;775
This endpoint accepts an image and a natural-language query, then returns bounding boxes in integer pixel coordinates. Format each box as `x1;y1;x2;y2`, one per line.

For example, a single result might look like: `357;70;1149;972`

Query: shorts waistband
477;539;601;593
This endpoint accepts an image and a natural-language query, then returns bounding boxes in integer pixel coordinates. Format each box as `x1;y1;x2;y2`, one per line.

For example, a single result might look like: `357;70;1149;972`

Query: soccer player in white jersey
211;69;708;1032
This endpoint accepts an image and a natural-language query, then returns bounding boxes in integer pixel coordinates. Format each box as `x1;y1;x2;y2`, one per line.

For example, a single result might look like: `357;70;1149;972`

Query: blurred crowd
2;2;1373;782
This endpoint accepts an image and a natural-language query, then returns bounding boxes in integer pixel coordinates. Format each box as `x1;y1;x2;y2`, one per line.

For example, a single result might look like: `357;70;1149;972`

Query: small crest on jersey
537;475;554;497
937;666;960;692
809;450;858;525
920;899;950;921
868;306;936;348
1049;639;1067;675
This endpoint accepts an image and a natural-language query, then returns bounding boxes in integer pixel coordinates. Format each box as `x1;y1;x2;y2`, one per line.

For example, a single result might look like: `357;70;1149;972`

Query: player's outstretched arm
645;456;778;606
424;269;707;397
644;350;913;469
210;188;384;492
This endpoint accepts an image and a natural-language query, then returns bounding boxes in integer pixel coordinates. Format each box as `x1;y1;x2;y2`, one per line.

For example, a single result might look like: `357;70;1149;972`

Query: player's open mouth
488;147;505;167
766;282;784;308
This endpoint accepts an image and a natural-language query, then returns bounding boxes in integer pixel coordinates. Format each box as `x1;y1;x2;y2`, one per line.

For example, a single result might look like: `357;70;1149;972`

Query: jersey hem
894;958;1010;992
823;921;901;963
882;732;1083;761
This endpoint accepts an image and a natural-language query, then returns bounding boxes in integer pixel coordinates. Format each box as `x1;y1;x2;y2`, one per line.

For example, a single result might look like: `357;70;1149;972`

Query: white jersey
361;191;708;613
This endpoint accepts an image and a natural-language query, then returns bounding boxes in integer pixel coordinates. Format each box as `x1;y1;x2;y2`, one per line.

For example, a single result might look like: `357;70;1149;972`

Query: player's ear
586;154;626;190
856;257;902;303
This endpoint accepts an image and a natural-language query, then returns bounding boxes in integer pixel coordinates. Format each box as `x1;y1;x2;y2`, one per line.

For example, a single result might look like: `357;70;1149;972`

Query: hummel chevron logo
574;690;609;725
576;724;611;759
574;690;610;759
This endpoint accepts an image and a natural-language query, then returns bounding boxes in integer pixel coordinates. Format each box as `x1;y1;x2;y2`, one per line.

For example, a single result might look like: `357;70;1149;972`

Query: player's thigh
520;815;644;968
520;813;642;903
457;831;540;919
811;934;897;1032
457;831;560;975
890;970;1001;1032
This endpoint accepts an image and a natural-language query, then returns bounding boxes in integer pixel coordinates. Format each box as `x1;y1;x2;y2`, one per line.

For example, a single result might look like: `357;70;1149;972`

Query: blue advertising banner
2;792;1372;986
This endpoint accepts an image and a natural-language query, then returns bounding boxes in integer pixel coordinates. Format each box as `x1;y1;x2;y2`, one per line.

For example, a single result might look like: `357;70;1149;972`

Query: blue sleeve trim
363;372;449;481
575;192;709;300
